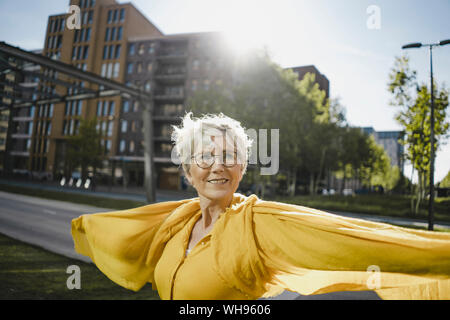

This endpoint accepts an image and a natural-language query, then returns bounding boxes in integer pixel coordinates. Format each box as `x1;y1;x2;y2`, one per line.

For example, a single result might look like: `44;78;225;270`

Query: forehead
193;134;236;153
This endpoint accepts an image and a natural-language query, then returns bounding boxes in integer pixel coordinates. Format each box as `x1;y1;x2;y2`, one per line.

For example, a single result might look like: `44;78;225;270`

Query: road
0;190;386;300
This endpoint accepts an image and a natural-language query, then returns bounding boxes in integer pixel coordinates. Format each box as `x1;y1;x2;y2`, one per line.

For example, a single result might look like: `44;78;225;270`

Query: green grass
0;233;160;300
267;194;450;223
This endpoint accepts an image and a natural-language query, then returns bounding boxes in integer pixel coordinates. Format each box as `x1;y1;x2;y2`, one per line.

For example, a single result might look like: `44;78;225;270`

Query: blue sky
0;0;449;182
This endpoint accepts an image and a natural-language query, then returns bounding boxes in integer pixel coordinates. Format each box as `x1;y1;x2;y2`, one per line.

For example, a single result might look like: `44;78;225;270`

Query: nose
210;157;225;172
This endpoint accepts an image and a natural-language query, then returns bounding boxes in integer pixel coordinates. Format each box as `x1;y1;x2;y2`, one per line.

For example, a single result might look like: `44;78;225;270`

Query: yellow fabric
71;193;450;299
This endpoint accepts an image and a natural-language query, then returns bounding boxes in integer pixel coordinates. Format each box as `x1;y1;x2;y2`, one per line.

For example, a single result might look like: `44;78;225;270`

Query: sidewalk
1;178;449;230
0;178;196;202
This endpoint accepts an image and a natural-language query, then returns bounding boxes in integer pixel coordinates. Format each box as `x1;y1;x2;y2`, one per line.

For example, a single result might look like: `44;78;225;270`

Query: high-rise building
120;32;234;189
362;127;405;173
8;0;163;180
289;65;330;99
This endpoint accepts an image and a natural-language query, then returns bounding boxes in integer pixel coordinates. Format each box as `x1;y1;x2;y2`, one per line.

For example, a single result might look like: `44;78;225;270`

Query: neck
198;194;233;229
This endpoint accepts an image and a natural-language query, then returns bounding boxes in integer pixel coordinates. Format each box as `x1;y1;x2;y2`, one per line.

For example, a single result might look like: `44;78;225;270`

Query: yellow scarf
71;193;450;299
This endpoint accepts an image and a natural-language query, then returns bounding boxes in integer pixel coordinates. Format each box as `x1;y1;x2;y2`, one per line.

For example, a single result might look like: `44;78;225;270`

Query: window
107;10;112;24
112;62;120;78
107;121;113;137
127;63;133;74
110;27;116;41
129;141;135;153
102;101;108;116
119;140;126;152
97;101;102;116
46;121;52;135
106;140;111;153
105;28;110;42
113;9;118;23
82;46;89;60
121;120;127;133
109;101;115;116
101;121;106;134
138;44;144;55
137;62;142;73
192;59;200;70
144;81;151;92
103;46;108;60
119;8;125;22
128;44;135;55
203;79;210;91
88;10;93;24
27;122;33;135
108;44;114;59
107;63;113;78
191;80;198;91
115;45;121;59
77;100;83;115
48;104;54;117
101;63;107;76
85;28;91;41
117;27;123;41
147;62;153;72
113;62;120;78
80;28;85;42
148;43;155;54
90;0;96;8
122;100;130;113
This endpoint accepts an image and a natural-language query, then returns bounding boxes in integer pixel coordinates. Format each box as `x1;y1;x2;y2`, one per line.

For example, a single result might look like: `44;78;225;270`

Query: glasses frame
191;151;238;169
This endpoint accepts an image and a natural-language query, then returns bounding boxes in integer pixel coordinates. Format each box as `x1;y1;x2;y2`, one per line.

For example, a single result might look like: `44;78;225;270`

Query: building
289;65;330;100
362;127;404;172
6;0;163;181
119;32;235;189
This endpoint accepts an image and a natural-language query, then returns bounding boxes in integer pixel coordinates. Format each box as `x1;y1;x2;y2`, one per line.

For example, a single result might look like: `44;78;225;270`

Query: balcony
156;50;188;62
154;88;184;102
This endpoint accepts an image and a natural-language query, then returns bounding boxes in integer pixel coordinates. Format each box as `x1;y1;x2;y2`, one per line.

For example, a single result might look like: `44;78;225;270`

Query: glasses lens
223;152;237;167
196;153;214;168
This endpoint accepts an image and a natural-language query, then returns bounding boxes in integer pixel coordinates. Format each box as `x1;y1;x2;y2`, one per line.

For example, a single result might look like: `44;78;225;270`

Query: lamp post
402;39;450;231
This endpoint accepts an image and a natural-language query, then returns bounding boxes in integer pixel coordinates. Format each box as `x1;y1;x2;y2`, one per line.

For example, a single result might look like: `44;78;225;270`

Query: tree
439;170;450;188
388;55;449;214
66;117;104;180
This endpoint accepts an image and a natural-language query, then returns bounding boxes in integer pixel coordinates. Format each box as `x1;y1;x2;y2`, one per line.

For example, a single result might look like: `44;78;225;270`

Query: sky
0;0;449;182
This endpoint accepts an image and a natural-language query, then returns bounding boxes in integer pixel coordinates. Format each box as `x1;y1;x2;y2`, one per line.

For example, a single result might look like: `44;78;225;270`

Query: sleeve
252;201;450;299
71;200;187;292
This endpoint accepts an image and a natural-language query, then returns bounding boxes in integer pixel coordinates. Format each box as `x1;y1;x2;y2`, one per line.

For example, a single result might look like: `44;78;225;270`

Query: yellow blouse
154;209;253;299
71;193;450;300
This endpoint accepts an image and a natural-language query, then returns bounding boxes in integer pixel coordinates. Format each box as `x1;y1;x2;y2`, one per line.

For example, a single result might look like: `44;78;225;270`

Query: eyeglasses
191;151;238;169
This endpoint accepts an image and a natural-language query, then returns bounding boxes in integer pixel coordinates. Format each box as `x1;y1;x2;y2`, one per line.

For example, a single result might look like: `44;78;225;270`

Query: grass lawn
0;233;160;300
268;194;450;223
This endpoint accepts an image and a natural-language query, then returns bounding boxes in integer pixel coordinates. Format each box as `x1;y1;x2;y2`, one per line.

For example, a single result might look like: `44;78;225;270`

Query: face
185;136;244;202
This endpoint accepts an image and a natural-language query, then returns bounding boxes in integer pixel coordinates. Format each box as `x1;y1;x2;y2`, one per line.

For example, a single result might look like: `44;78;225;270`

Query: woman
72;112;450;300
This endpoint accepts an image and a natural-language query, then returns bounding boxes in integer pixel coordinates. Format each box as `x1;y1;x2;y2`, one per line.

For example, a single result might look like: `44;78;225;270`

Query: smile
207;178;229;184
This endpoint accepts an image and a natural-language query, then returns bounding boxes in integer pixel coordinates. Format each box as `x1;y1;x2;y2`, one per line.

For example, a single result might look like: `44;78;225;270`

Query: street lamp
402;39;450;231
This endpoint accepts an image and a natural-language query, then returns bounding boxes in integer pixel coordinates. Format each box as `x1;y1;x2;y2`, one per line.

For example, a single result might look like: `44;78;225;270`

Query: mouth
207;178;229;184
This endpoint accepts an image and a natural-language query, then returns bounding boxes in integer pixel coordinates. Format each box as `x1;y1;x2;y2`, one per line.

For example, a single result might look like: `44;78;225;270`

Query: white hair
171;112;253;175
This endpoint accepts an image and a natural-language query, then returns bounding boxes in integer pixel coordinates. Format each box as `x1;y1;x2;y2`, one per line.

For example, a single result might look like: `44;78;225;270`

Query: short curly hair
171;112;253;175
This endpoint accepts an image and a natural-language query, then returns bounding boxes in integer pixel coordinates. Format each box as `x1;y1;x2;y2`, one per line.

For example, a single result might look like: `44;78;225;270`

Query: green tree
66;117;104;180
388;55;449;214
439;170;450;188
